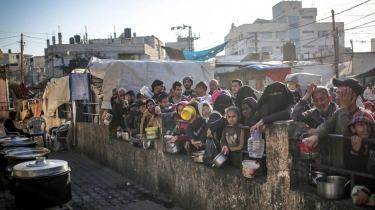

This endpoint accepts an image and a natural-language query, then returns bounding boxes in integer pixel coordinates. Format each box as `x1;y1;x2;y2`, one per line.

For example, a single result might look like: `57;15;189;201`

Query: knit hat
151;80;164;91
347;110;375;134
183;76;193;85
364;101;375;110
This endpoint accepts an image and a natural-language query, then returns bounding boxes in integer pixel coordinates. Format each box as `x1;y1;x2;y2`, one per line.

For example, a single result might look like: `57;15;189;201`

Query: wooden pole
20;33;24;83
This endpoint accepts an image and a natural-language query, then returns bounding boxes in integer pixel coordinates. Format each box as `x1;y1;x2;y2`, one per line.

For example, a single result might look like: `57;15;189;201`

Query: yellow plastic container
145;126;159;140
181;106;196;121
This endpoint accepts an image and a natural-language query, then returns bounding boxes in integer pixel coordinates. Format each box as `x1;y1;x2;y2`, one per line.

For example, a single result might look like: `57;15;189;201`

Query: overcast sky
0;0;374;56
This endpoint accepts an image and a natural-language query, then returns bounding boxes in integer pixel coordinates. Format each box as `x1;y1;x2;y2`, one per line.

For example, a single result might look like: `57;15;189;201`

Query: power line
1;42;18;48
0;35;20;40
344;20;375;31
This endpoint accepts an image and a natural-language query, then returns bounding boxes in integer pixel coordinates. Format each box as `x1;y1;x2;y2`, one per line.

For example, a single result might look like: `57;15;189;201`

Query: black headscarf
257;82;295;114
213;94;232;115
235;85;258;107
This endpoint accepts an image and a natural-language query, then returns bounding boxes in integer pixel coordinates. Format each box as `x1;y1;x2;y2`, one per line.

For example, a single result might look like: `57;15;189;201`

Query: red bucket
298;142;318;159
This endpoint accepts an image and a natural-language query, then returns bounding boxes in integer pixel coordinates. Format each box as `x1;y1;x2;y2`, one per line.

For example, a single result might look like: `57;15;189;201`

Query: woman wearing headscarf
249;82;295;133
240;97;258;140
186;100;213;151
235;85;258;108
206;92;233;140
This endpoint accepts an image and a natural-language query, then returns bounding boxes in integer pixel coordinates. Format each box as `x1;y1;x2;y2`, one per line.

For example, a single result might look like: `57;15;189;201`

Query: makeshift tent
163;42;228;61
87;57;215;109
240;64;291;83
43;76;70;117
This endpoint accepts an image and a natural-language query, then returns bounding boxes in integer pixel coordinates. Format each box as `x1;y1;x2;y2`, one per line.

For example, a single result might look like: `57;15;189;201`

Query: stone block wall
74;114;362;209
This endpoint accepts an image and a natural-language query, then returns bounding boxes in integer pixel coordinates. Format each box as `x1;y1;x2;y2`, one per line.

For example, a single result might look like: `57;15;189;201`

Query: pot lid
5;150;50;159
13;157;69;178
0;137;29;143
2;147;48;154
1;141;36;147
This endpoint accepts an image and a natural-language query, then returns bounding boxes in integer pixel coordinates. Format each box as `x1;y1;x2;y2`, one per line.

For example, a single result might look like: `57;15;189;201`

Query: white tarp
42;76;70;117
88;57;215;109
296;61;352;88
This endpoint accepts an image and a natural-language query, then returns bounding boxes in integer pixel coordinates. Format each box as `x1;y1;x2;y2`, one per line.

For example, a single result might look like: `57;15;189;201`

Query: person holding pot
186;100;213;151
344;110;375;205
220;106;245;167
140;99;156;144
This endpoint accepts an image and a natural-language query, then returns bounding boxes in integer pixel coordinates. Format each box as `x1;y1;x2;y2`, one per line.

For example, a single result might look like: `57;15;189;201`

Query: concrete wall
73;109;362;209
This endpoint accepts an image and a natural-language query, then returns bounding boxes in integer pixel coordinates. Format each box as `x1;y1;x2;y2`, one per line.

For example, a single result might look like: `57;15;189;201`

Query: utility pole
254;32;258;53
320;49;323;63
20;33;24;83
331;10;339;78
350;39;354;73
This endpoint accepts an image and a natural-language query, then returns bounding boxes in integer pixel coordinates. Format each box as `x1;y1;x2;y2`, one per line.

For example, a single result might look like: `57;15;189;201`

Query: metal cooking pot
130;137;142;147
316;176;350;200
165;140;182;154
212;153;228;168
117;131;123;139
11;157;72;209
1;140;37;149
5;148;50;166
143;138;154;150
0;136;29;144
193;151;205;163
309;171;326;186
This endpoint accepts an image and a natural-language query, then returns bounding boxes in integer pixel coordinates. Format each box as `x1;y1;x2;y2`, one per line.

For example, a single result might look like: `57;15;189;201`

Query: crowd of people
106;76;375;205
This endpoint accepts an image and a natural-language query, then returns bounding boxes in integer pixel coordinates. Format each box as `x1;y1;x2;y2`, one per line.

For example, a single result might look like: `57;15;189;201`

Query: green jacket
312;107;361;168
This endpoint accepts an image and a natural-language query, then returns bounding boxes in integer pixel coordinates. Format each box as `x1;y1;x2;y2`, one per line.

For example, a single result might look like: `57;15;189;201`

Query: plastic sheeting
43;76;70;117
183;42;228;61
87;57;215;109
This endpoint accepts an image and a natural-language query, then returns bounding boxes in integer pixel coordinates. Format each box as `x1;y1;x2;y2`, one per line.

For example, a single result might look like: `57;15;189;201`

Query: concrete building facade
372;38;375;52
44;31;164;78
224;1;345;60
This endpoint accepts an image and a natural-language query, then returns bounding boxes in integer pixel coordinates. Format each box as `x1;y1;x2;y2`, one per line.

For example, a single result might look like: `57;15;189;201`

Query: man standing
110;88;118;109
208;79;220;95
182;76;194;98
169;81;183;104
151;80;165;101
112;88;127;131
304;78;364;168
291;83;338;164
195;81;212;104
231;79;243;98
363;83;375;102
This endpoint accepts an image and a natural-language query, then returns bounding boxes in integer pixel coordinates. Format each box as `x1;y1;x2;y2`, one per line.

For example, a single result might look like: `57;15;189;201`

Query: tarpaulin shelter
87;57;215;109
11;83;37;100
163;42;228;61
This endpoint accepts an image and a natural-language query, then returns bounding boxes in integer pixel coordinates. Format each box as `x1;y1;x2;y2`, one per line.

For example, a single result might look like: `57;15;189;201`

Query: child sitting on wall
345;110;375;205
220;106;245;167
187;100;212;151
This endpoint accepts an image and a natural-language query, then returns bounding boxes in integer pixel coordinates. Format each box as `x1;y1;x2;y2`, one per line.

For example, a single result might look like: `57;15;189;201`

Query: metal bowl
212;153;228;168
143;138;154;150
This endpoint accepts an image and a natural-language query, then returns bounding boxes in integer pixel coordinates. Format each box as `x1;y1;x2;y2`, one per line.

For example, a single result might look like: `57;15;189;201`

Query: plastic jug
248;130;264;158
140;86;154;99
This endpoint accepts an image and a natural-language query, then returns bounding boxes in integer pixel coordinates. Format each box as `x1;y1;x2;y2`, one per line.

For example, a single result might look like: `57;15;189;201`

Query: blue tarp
183;42;228;61
241;64;291;71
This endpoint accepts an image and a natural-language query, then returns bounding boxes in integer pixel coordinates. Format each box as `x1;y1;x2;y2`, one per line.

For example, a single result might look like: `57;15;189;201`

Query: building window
303;45;315;48
289;23;298;28
290;38;299;43
318;45;330;50
318;31;329;38
276;31;286;39
248;47;254;53
261;32;272;39
302;16;314;19
302;30;314;33
261;46;272;52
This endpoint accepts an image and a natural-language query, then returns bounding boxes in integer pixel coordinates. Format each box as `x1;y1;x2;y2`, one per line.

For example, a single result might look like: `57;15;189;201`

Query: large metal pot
193;151;205;163
1;140;37;149
212;153;228;168
143;138;154;150
316;176;350;200
5;148;50;166
11;157;72;209
0;147;41;173
0;136;29;144
165;138;182;154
